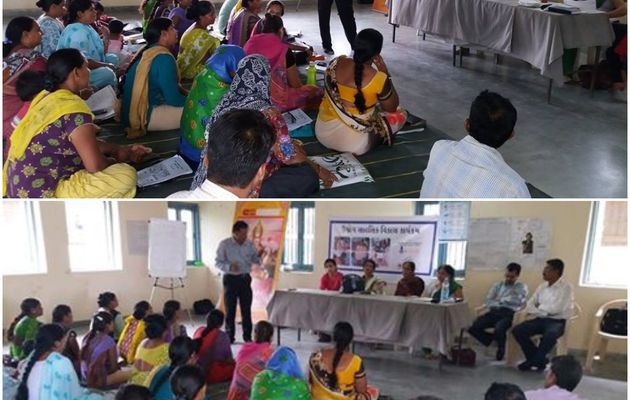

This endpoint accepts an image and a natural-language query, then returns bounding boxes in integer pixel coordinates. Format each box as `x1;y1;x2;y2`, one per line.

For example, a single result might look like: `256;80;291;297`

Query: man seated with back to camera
168;109;275;199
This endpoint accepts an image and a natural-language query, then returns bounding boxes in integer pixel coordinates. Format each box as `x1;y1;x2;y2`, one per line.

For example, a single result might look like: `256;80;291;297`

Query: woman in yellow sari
176;0;220;80
3;48;151;199
129;314;170;385
315;29;407;156
118;301;153;364
309;322;379;400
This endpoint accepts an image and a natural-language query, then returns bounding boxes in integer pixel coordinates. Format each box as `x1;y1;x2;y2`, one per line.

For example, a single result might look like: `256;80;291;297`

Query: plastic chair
585;299;627;372
506;302;582;367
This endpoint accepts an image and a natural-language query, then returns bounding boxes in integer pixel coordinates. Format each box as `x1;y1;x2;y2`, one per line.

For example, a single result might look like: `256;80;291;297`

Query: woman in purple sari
226;0;262;47
80;312;131;389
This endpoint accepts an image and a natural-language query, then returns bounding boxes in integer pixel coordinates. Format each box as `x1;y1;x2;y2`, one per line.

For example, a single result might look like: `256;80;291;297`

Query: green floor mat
97;120;550;198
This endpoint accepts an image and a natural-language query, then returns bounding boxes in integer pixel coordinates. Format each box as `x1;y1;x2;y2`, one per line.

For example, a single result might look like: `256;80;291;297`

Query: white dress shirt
526;386;584;400
525;278;573;320
420;135;531;198
167;179;240;199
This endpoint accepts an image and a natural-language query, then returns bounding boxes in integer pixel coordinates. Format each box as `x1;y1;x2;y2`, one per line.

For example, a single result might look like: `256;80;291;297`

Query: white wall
3;200;626;354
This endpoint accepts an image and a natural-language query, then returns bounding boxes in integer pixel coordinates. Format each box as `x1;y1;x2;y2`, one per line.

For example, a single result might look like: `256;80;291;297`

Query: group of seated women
5;293;382;400
3;0;410;199
320;258;464;301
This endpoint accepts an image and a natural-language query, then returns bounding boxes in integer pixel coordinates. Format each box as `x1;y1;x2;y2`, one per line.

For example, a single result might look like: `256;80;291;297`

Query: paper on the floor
85;85;117;122
309;152;374;189
137;155;193;188
282;108;312;131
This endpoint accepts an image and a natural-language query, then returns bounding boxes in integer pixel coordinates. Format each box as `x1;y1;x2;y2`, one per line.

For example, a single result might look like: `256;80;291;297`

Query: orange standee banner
233;201;290;321
372;0;389;14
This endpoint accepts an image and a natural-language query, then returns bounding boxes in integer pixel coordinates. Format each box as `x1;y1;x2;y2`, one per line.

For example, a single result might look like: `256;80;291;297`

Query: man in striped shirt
469;263;528;361
420;90;530;198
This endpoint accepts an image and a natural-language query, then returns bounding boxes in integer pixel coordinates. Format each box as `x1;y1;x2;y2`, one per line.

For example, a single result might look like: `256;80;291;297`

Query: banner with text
234;202;290;320
328;217;438;276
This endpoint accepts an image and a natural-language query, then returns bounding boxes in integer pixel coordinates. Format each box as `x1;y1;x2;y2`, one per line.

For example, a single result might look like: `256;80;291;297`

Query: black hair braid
7;312;27;341
16;349;43;400
330;341;344;389
16;324;64;400
353;60;366;113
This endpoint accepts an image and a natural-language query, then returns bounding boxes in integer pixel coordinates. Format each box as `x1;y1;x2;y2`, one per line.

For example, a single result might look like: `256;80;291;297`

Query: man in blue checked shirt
468;263;528;361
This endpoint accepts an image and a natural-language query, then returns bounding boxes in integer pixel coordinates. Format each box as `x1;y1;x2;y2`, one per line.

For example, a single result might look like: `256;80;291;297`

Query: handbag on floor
600;308;627;336
450;346;476;367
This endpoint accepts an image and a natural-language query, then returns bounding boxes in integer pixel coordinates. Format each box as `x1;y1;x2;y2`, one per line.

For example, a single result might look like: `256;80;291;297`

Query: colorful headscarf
266;346;304;380
206;45;246;84
191;54;272;189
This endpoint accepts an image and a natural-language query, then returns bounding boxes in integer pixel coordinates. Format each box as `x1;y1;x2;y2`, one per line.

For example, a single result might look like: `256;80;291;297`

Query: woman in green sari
179;44;245;166
251;346;311;400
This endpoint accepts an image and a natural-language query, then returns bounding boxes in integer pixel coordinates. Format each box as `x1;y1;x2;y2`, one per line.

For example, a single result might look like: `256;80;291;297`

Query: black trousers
318;0;357;50
468;307;514;351
512;317;566;367
223;273;253;342
260;164;319;198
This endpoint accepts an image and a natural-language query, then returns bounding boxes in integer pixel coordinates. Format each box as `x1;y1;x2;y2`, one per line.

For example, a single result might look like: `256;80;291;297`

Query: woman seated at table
193;309;235;384
424;264;463;301
176;0;220;80
309;322;379;400
394;261;425;297
320;258;343;291
121;18;188;138
227;321;275;400
191;55;336;197
81;312;131;389
3;16;47;157
244;13;322;112
179;45;245;166
315;28;407;156
226;0;262;47
3;49;150;199
56;0;119;90
362;259;386;295
129;314;170;385
250;346;310;399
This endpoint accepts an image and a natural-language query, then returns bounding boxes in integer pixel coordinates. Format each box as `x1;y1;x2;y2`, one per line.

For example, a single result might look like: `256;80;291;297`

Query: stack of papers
547;3;581;13
137;155;193;188
308;152;374;189
85;85;117;122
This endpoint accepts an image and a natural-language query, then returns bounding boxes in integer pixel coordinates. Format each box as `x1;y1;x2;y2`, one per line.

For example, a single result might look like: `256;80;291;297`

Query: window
581;201;628;288
168;202;201;265
65;201;121;272
1;202;46;275
416;202;469;278
282;202;315;272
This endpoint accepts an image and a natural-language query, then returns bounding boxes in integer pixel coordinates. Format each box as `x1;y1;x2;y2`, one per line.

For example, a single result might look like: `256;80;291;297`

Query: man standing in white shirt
525;355;584;400
168;109;275;199
512;259;573;371
420;90;531;198
215;221;264;343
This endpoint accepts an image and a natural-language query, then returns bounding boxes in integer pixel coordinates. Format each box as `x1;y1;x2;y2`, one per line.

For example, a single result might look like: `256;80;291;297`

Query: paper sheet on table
309;152;374;189
137;155;193;188
282;108;312;131
85;85;116;122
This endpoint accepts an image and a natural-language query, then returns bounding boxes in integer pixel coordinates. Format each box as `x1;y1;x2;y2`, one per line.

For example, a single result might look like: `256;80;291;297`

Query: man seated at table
468;262;528;361
512;259;573;371
394;261;425;297
420;90;530;198
525;355;584;400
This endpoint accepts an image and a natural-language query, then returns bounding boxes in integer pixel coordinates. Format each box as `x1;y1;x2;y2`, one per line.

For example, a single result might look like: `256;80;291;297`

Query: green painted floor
98;120;549;199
